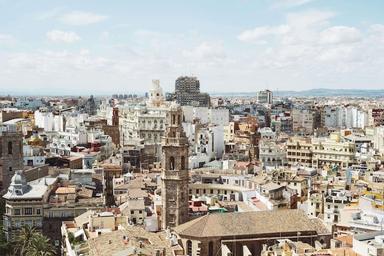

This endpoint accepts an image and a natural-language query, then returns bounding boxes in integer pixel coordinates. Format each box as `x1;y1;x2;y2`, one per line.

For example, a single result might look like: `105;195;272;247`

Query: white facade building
373;126;384;153
119;81;169;147
34;110;64;132
182;106;229;126
23;145;46;166
353;232;384;256
183;123;224;163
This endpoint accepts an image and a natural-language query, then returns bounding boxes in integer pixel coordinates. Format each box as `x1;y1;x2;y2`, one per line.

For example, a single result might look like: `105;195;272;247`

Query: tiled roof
174;209;330;238
55;187;76;194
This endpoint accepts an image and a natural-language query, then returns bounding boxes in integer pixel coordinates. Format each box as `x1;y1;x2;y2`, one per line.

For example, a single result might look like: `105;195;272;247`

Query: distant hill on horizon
2;88;384;98
209;88;384;97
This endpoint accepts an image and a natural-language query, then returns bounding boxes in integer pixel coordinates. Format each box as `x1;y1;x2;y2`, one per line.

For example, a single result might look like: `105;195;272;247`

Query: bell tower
148;79;165;107
161;103;189;229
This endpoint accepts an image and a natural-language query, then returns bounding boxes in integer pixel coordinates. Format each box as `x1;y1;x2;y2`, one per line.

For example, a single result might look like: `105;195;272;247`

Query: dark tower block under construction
161;103;189;229
174;76;210;107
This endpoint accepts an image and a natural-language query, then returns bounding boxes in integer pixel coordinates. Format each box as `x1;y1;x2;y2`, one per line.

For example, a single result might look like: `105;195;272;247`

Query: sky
0;0;384;95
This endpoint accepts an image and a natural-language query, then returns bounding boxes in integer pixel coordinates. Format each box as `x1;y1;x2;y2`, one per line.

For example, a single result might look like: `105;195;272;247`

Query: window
208;241;214;256
186;240;192;256
139;210;142;214
169;156;175;170
14;209;21;215
24;208;33;215
8;141;12;154
181;156;185;170
36;209;41;215
130;210;134;214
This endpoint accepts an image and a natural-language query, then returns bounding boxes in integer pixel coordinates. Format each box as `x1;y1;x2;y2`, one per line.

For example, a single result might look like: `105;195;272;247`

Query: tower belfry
161;102;189;229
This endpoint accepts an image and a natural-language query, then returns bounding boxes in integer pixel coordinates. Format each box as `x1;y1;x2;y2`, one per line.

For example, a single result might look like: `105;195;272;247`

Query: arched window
181;156;185;170
169;156;175;170
208;241;213;256
186;240;192;256
8;141;12;154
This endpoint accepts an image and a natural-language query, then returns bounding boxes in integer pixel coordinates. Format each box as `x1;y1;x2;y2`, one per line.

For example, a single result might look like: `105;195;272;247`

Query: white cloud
370;24;384;43
238;25;290;43
6;50;109;74
272;0;316;8
59;11;107;26
182;42;227;63
286;10;335;29
238;10;335;45
36;7;65;20
236;9;384;87
0;33;15;44
319;26;361;44
46;30;80;43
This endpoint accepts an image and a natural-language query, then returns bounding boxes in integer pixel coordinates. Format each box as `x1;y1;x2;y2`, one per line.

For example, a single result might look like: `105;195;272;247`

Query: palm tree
13;225;56;256
13;225;36;256
26;233;56;256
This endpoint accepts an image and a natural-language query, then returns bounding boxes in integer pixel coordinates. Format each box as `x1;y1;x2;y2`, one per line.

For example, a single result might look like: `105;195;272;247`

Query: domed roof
8;170;29;196
11;170;27;186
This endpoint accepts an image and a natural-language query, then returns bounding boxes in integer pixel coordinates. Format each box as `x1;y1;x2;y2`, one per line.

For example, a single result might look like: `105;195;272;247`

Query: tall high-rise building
0;124;23;191
256;89;273;104
84;95;97;115
161;103;189;229
174;76;210;107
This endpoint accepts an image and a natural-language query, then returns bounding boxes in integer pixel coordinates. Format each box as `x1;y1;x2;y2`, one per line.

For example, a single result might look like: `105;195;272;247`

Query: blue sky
1;0;384;95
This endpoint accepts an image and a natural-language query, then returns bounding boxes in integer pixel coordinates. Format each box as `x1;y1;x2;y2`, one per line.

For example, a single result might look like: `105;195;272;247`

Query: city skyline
1;0;384;94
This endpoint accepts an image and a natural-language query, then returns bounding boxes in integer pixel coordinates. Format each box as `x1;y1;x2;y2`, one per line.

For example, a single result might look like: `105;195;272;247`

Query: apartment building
259;141;286;168
287;134;356;169
286;137;313;167
292;109;315;135
323;189;352;226
312;135;356;169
